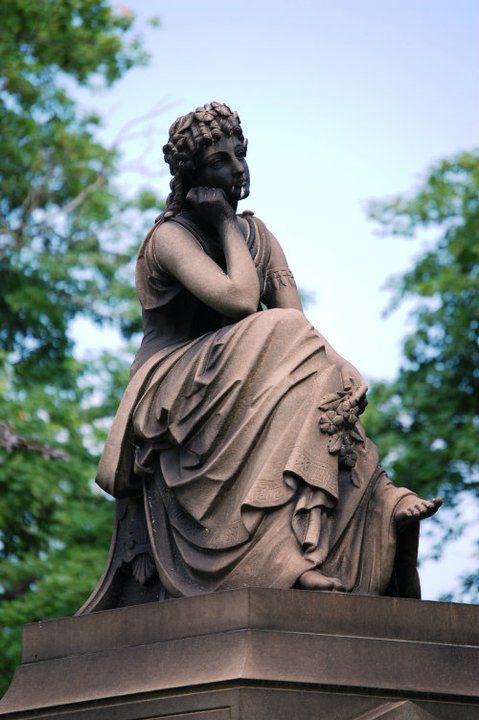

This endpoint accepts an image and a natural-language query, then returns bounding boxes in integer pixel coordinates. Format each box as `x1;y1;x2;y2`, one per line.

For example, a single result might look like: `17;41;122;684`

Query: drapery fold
96;308;420;598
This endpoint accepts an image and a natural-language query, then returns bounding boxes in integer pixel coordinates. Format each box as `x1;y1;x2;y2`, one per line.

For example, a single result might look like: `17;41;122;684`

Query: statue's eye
208;159;223;169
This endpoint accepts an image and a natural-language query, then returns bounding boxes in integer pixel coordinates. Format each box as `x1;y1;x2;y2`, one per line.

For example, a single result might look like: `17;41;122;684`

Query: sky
75;0;479;599
83;0;479;379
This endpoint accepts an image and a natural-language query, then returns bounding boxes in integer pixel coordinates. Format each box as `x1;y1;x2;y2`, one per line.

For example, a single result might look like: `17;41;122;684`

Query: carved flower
210;101;231;116
338;437;358;468
338;399;359;426
319;409;344;435
328;434;343;454
195;108;215;123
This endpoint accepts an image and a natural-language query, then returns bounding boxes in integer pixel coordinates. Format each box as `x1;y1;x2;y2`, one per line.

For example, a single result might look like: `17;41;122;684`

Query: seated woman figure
86;102;441;610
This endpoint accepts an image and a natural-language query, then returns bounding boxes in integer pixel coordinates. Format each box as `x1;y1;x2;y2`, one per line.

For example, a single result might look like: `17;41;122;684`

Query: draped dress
90;210;422;606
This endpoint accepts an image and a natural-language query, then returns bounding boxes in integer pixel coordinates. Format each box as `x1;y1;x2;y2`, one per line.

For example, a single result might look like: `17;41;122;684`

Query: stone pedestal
0;589;477;719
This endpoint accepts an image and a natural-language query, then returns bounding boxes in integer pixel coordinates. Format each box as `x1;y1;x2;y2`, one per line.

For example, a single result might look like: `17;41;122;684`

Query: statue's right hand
186;187;235;226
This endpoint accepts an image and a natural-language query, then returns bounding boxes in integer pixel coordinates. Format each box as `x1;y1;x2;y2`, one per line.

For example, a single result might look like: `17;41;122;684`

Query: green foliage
0;0;162;695
0;362;114;689
364;150;479;600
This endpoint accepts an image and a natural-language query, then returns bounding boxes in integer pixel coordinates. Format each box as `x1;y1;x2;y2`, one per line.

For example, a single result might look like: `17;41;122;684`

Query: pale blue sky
85;0;479;379
76;0;479;599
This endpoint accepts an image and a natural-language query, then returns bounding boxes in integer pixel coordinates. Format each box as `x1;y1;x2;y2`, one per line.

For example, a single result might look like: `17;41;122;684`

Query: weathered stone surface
1;589;477;719
83;102;443;611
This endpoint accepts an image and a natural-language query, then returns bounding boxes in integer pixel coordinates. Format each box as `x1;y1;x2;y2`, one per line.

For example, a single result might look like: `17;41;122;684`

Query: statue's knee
263;307;308;331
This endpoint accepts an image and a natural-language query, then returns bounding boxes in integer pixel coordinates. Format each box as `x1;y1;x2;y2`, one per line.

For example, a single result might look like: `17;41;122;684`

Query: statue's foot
395;495;442;528
297;569;346;592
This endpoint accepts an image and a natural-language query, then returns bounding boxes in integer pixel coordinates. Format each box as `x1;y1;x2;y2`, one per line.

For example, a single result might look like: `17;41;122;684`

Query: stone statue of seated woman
79;102;441;613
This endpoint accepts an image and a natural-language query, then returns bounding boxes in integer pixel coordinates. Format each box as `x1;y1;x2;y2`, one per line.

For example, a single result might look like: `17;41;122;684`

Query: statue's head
160;101;248;220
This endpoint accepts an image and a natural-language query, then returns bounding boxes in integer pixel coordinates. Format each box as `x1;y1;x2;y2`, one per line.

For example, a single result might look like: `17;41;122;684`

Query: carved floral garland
318;386;367;469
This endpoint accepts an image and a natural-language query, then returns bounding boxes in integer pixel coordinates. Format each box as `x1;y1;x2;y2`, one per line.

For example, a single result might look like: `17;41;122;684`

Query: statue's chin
237;185;250;201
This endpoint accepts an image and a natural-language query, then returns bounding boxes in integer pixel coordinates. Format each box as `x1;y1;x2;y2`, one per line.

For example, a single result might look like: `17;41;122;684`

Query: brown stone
83;103;443;611
1;589;477;719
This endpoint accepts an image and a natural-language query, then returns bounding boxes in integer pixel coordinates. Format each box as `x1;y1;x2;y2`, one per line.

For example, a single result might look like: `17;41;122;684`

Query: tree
364;149;479;601
0;1;162;694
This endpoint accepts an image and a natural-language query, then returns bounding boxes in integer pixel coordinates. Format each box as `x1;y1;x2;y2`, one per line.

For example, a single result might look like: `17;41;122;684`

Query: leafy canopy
365;150;479;600
0;0;161;695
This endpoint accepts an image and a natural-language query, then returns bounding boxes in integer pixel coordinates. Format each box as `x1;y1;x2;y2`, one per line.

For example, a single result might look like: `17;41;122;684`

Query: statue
80;102;441;613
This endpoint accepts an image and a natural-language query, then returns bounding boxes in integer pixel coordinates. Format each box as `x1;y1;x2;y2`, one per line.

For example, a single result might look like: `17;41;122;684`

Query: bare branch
0;422;69;461
2;99;176;235
111;98;178;147
116;163;167;180
21;166;55;218
58;174;105;216
1;576;38;602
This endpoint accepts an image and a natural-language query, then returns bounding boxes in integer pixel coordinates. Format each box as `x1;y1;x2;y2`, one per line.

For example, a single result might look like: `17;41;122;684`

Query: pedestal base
1;589;477;719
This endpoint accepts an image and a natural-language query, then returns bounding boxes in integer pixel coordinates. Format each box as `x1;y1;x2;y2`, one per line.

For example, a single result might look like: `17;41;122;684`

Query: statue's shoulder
151;216;190;241
239;209;269;233
144;214;206;263
137;218;176;260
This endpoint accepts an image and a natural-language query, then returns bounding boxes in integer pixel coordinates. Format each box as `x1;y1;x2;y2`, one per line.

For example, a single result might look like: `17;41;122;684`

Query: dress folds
94;213;421;601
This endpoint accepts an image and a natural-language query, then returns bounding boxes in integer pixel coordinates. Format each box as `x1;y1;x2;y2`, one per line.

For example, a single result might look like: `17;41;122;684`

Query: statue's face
193;135;250;206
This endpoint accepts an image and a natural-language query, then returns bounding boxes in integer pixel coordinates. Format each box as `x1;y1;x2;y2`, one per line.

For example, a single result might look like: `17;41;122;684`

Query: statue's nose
232;157;244;176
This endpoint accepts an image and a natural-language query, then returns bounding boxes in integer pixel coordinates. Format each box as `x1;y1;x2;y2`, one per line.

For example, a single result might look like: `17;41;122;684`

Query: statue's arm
151;216;260;319
262;230;303;311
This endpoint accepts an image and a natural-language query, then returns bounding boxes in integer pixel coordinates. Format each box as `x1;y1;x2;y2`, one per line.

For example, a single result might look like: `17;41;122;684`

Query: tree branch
0;422;69;461
0;575;38;602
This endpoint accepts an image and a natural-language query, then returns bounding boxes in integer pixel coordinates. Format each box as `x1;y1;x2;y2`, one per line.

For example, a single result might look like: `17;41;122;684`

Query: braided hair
157;101;247;223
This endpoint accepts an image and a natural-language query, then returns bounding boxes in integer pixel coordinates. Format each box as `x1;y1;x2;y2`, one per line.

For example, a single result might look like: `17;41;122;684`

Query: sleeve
249;216;297;306
245;214;271;297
